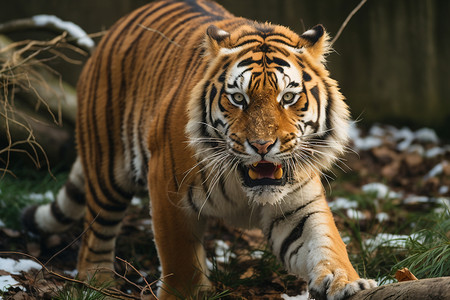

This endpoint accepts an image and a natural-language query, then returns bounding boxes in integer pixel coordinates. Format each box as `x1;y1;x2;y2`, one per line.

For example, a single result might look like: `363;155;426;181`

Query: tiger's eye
282;92;296;104
232;93;245;104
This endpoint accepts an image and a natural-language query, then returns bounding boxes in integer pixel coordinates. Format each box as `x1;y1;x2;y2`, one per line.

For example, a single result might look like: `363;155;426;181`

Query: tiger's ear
298;25;330;62
205;25;231;56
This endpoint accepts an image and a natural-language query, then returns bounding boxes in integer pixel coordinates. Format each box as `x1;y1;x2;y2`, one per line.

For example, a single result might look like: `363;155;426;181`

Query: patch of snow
346;209;366;220
0;257;42;292
362;183;400;199
375;212;389;223
329;197;358;211
0;275;22;292
353;136;383;151
434;198;450;214
439;186;449;194
393;127;415;151
414;128;439;144
281;291;309;300
403;195;430;205
63;269;78;278
377;276;396;285
424;161;448;180
342;236;351;244
364;233;422;252
206;258;214;271
131;196;143;206
250;250;265;259
215;240;236;264
32;15;95;50
27;191;54;202
407;144;425;156
368;124;386;137
425;147;444;158
0;257;42;274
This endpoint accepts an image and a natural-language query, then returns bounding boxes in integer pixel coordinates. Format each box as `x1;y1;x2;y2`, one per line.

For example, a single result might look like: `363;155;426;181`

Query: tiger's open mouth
241;161;286;187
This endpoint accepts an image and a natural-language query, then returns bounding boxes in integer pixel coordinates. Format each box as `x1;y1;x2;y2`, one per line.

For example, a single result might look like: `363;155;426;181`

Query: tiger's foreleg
263;179;376;300
148;156;210;300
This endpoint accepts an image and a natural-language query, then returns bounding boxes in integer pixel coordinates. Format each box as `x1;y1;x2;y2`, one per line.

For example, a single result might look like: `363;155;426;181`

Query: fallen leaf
395;267;418;282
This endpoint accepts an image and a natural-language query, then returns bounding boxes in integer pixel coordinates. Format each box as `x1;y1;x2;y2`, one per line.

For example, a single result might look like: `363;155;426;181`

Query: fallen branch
348;277;450;300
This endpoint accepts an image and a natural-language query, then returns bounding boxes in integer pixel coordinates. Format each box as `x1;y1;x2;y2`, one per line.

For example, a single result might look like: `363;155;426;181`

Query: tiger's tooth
248;168;259;180
252;162;258;167
274;167;283;180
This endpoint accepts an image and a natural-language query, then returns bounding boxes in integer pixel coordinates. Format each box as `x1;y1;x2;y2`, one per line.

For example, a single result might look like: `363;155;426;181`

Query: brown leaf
0;270;10;275
395;267;418;282
240;267;255;280
242;229;265;248
12;291;35;299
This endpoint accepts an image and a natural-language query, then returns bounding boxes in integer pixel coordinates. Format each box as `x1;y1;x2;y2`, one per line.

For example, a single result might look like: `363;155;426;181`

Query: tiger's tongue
249;161;283;180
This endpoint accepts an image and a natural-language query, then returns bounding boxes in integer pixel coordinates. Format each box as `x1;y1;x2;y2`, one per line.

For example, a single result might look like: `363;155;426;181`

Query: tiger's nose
249;140;275;155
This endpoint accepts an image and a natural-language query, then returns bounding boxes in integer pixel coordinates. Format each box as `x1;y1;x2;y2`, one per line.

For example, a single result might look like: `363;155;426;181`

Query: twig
116;256;162;299
44;213;100;267
138;24;182;48
331;0;368;45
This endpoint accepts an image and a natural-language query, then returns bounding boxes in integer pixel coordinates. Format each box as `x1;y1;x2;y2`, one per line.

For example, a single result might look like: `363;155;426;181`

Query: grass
332;187;450;284
52;274;110;300
0;163;69;229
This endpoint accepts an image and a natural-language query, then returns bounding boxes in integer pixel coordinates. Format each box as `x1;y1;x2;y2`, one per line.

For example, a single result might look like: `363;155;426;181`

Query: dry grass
0;32;87;175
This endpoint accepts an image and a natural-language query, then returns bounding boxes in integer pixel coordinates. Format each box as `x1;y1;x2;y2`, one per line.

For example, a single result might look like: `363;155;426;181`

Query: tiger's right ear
205;25;231;56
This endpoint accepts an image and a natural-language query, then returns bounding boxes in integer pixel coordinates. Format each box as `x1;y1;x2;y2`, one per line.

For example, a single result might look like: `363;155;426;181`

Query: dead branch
331;0;368;45
348;277;450;300
0;15;96;54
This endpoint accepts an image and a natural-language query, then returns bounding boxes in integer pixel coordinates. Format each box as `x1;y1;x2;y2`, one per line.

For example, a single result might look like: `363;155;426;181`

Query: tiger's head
187;23;350;205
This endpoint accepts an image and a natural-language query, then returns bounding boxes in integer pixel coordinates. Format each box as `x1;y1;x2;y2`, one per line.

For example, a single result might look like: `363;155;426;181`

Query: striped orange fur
22;0;376;299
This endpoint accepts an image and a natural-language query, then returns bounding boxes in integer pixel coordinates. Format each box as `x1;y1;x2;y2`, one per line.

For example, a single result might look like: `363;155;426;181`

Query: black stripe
302;71;312;82
50;202;75;225
321;82;334;140
87;245;114;255
219;176;234;204
266;181;314;241
288;242;304;263
266;38;297;48
209;84;217;126
86;258;114;264
270;56;290;67
87;181;128;212
89;227;116;241
279;211;320;263
87;204;123;227
187;186;199;213
65;181;85;205
21;205;40;234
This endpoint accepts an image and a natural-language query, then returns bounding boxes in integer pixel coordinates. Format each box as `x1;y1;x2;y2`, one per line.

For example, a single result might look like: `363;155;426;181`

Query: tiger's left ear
205;25;231;56
298;24;330;62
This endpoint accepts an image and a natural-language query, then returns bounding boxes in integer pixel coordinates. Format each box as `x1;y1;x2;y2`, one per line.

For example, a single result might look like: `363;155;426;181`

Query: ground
0;123;449;299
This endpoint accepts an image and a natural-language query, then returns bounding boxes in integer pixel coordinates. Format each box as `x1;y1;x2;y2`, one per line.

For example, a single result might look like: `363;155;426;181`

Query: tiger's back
78;0;236;191
23;1;377;299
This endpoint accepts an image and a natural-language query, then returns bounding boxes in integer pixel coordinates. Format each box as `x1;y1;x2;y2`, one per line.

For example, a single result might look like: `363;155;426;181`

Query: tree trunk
348;277;450;300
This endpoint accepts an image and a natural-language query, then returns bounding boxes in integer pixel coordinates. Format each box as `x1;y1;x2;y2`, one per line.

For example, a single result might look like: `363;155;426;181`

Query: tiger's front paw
309;269;377;300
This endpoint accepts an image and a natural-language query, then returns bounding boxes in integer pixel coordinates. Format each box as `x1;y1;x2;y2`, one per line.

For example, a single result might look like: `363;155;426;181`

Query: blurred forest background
0;0;449;167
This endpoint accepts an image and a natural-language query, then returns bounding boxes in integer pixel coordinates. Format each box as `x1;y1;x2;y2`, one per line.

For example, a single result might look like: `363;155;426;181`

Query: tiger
22;0;377;299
